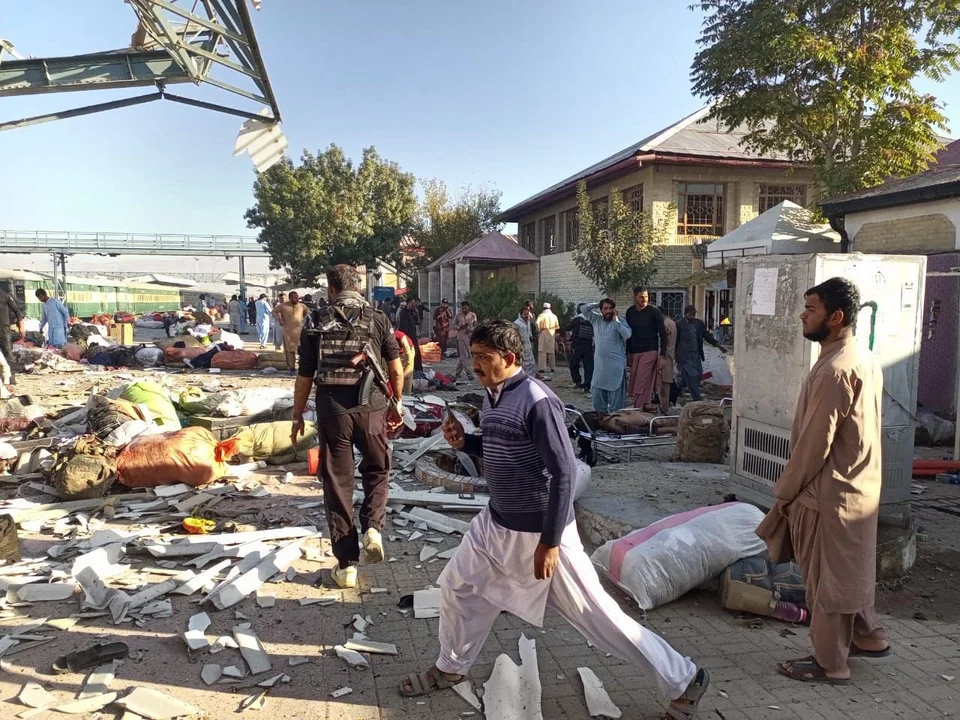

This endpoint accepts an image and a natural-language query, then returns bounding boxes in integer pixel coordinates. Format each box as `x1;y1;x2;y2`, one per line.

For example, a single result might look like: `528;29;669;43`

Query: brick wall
854;214;957;254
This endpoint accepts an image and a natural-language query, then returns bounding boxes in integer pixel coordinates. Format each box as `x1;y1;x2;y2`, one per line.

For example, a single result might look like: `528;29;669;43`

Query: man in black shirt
0;289;25;385
675;304;725;401
567;304;594;392
624;287;667;408
292;265;404;589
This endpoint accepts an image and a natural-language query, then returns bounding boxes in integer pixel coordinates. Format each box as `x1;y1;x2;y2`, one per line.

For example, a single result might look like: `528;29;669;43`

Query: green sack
120;380;181;430
227;420;317;465
176;387;220;416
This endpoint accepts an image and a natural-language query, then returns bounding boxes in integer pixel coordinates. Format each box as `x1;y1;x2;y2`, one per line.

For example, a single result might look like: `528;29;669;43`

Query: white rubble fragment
577;667;622;718
14;583;76;602
223;665;245;678
210;636;239;654
482;634;543;720
17;682;55;708
53;692;118;714
351;614;368;633
258;673;286;687
208;541;303;610
288;656;310;666
343;638;398;656
233;626;272;675
334;645;369;669
413;587;441;619
330;686;353;698
419;546;437;562
115;687;203;719
172;559;229;595
184;612;212;651
201;664;223;685
78;662;119;699
299;597;336;606
452;680;481;711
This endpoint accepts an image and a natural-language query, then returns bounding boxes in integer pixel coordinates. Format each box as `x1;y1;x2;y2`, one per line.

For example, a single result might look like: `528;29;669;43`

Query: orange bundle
116;426;238;488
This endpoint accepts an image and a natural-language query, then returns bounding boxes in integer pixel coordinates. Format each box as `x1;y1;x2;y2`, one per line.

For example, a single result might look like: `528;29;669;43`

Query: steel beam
0;51;190;97
0;92;162;132
0;230;266;258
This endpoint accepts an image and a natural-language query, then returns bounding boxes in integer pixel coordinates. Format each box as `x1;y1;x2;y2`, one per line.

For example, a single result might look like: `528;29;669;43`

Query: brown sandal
777;656;850;685
662;667;710;719
399;667;463;697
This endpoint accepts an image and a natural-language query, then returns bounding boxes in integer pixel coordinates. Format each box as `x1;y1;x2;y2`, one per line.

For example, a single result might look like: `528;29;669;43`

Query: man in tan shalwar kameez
757;277;889;685
277;291;308;375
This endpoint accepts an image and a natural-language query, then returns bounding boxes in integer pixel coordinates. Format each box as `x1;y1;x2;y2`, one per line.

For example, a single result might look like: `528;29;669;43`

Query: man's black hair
805;277;861;329
599;297;616;309
35;288;48;299
684;304;697;315
461;301;470;308
470;319;524;365
633;286;649;295
326;264;360;293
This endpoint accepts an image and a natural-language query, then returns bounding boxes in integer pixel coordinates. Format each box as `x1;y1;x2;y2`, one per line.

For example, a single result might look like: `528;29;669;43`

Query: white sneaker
332;565;357;588
363;528;385;564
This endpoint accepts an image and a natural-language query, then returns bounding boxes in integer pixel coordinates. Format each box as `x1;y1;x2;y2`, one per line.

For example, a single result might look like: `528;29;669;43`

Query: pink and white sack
590;502;766;610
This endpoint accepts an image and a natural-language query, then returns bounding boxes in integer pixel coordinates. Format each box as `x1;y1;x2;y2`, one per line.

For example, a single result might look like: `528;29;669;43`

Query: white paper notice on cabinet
751;267;779;316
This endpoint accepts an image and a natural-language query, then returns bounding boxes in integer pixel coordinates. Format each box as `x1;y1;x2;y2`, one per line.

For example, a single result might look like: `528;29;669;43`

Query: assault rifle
351;342;403;417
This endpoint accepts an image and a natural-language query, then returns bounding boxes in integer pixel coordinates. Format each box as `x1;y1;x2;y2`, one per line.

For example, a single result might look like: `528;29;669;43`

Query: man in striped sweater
400;320;711;719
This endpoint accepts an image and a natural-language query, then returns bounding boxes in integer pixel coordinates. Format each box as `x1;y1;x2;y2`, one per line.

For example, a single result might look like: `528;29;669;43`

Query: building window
758;184;806;213
521;222;536;252
539;216;556;254
677;182;725;237
623;184;643;214
653;290;686;320
563;208;580;251
591;197;609;232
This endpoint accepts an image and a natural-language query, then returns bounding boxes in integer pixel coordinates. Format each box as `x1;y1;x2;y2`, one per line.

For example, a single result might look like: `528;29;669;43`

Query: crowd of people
293;268;885;715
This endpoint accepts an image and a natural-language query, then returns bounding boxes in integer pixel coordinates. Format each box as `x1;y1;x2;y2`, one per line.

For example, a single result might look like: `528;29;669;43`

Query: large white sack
215;388;294;417
701;346;732;386
590;502;766;610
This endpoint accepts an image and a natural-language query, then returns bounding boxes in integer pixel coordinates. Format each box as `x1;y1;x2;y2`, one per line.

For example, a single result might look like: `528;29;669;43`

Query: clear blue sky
2;0;958;237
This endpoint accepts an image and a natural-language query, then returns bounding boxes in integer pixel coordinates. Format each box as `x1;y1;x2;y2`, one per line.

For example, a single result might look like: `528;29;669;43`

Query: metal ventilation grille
737;422;791;485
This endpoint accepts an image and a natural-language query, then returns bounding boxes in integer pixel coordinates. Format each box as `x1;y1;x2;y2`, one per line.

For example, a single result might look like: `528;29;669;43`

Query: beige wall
515;162;812;310
846;200;960;254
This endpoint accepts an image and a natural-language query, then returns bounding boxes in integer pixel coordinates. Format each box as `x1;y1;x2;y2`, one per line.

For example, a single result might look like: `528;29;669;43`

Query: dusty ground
0;330;956;719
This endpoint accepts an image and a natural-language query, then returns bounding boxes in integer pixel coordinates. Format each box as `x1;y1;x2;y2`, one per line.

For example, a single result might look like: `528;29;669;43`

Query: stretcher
564;405;677;466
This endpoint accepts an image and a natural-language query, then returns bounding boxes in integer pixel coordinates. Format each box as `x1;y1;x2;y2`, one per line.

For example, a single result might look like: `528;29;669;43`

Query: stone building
500;106;813;324
820;161;960;419
418;231;539;310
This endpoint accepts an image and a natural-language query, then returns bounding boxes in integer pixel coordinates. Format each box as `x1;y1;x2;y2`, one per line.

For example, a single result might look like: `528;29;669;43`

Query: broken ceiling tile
419;547;437;562
577;667;622;718
343;639;398;656
334;645;369;669
52;692;118;715
115;687;202;719
413;587;441;619
17;682;55;709
201;664;222;685
233;626;272;675
184;612;211;651
330;686;353;698
452;681;481;711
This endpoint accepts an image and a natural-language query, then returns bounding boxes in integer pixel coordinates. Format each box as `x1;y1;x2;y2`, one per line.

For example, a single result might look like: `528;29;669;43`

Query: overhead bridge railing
0;230;267;257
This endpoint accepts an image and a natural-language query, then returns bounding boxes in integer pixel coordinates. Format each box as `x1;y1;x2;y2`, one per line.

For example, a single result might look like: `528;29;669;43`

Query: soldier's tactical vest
311;304;378;386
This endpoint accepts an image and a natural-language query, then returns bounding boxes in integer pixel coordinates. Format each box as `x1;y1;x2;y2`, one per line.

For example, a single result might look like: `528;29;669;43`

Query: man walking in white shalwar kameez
400;320;710;719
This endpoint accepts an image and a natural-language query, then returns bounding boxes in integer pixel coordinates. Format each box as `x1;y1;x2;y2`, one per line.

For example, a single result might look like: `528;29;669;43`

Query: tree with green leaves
245;145;416;285
463;279;526;323
408;180;503;272
690;0;960;199
573;181;668;296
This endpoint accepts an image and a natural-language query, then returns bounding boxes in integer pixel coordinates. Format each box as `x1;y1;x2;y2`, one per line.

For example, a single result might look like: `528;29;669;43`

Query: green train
0;269;184;319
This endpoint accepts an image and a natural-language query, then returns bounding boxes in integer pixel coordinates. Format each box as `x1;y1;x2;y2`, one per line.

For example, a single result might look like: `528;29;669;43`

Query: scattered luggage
49;435;119;500
116;426;236;488
591;502;767;610
223;420;317;465
210;350;258;370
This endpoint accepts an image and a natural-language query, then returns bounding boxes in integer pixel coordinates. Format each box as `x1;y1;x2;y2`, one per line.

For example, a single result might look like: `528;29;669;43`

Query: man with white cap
535;302;559;377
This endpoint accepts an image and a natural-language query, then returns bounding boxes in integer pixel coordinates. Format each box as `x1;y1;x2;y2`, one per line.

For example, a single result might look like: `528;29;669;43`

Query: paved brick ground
316;521;960;720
